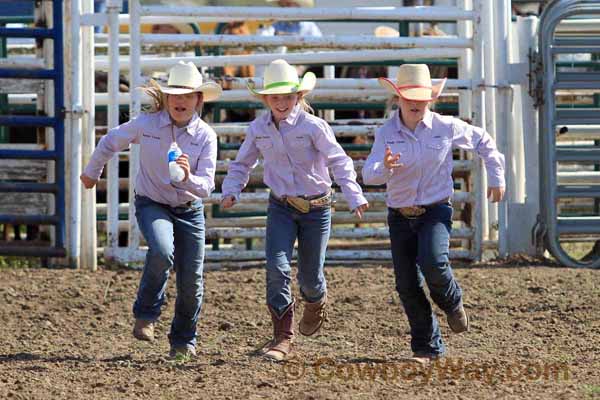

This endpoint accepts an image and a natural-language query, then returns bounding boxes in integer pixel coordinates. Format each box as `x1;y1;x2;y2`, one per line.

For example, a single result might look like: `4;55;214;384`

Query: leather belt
393;197;451;219
271;191;332;213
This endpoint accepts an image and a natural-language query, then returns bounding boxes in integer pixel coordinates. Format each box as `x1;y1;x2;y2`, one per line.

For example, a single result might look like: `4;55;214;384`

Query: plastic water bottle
167;142;185;183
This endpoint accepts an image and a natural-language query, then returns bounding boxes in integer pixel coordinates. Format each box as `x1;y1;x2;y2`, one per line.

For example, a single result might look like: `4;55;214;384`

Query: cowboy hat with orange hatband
378;63;447;102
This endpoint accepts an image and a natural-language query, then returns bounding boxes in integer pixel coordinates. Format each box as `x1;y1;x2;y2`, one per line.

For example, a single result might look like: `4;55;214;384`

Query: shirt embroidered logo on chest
142;133;160;140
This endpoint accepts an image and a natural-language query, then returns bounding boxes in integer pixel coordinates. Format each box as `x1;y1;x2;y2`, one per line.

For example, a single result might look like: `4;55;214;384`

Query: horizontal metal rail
557;217;600;234
222;77;472;90
0;215;60;225
0;27;54;39
551;45;600;54
0;246;66;257
0;116;56;127
95;48;465;71
0;150;59;160
0;68;57;79
141;33;473;50
556;185;600;198
0;182;59;193
555;147;600;162
140;5;477;22
554;109;600;125
101;247;474;264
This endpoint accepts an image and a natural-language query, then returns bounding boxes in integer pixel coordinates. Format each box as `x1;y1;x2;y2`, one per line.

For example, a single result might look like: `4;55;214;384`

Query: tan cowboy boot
132;319;155;341
447;304;469;333
299;293;327;336
263;302;295;362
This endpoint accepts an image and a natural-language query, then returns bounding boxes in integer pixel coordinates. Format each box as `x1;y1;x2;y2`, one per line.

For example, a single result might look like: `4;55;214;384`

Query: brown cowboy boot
132;319;155;341
263;302;295;362
299;293;327;336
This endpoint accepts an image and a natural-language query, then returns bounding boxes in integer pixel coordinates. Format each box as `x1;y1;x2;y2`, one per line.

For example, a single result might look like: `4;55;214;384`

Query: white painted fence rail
94;48;467;72
141;34;472;49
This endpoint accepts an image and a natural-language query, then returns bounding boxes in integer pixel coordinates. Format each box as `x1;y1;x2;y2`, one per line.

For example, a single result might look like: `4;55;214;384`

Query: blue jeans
265;197;331;315
387;202;463;357
133;195;205;349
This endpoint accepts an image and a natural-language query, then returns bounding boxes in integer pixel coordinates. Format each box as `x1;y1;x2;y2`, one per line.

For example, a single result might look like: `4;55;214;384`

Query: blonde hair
140;79;204;115
141;79;166;113
297;93;314;114
260;92;314;114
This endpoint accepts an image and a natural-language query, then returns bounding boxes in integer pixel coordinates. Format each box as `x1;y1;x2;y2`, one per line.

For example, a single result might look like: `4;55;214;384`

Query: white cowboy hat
266;0;315;7
378;64;446;102
159;61;222;101
248;59;316;96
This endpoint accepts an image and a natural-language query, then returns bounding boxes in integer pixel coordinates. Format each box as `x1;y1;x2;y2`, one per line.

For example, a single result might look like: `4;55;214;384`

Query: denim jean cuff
301;289;327;304
448;300;464;314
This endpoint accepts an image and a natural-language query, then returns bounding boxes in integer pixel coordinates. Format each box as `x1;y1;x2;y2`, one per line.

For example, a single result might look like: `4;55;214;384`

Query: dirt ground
0;258;599;400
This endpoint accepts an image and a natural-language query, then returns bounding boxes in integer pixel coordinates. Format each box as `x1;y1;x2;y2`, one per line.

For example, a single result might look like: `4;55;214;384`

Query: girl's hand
80;173;97;189
383;145;403;169
221;195;236;209
176;154;190;182
487;186;505;203
353;202;369;219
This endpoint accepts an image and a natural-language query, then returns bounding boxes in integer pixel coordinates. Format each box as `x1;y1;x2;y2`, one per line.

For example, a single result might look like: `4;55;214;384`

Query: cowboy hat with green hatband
247;59;316;96
159;61;222;101
378;63;446;102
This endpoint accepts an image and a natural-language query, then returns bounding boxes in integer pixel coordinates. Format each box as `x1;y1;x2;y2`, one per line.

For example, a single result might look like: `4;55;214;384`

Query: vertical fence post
105;0;122;259
68;0;83;268
481;0;497;243
128;0;142;253
81;0;97;270
471;0;485;259
494;0;510;257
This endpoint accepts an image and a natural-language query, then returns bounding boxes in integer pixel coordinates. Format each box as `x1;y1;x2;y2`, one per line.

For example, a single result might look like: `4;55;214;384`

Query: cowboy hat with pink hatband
378;64;446;102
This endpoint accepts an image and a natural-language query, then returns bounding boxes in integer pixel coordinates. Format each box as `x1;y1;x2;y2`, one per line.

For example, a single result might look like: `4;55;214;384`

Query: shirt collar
421;109;433;129
158;109;200;135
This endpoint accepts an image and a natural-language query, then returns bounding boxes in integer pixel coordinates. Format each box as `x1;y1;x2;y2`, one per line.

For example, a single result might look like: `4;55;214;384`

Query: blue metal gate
537;0;600;268
0;0;66;257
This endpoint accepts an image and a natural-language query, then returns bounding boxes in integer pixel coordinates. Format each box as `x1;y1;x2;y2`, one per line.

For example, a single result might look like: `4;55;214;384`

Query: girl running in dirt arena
363;64;505;363
221;59;369;361
80;61;222;359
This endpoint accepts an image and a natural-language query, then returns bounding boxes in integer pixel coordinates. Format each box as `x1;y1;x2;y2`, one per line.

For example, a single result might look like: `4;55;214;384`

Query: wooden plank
0;79;44;94
0;193;50;214
0;159;47;181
